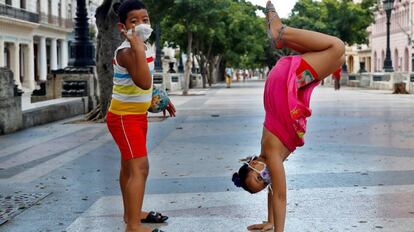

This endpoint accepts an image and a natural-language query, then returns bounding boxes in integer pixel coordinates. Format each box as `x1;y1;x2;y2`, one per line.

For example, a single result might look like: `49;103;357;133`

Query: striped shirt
109;41;154;115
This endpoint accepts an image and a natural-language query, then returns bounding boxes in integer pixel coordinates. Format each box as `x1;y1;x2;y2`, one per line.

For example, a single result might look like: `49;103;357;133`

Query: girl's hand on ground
247;222;274;231
163;101;176;117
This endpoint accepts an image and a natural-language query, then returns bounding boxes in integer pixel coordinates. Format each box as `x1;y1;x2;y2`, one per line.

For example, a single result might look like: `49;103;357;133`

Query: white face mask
245;157;271;184
127;23;153;41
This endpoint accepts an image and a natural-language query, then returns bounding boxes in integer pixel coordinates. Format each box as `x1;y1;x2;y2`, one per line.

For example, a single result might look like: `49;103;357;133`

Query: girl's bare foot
265;0;285;49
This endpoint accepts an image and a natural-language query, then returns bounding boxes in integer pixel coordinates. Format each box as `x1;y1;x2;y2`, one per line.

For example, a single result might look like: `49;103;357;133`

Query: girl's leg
267;1;345;79
125;157;151;232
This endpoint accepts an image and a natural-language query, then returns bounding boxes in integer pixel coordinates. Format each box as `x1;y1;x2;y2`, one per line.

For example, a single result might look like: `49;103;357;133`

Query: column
11;42;22;88
25;42;35;90
51;38;58;70
0;40;4;67
39;36;47;81
60;39;68;69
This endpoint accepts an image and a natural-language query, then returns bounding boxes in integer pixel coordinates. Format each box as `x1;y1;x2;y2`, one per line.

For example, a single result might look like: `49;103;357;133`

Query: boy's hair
113;0;147;24
232;164;254;194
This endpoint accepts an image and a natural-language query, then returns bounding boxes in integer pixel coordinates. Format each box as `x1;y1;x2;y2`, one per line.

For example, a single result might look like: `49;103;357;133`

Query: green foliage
144;0;267;69
142;0;375;69
286;0;376;45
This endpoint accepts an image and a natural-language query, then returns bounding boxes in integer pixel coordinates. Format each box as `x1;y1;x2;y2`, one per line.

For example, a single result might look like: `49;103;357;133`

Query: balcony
0;4;39;23
40;13;73;29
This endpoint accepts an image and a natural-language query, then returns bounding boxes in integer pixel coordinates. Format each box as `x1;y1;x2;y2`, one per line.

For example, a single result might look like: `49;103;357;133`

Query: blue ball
148;88;170;113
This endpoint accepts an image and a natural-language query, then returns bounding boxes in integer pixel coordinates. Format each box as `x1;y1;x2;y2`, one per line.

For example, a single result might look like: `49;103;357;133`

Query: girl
107;1;175;232
232;1;345;231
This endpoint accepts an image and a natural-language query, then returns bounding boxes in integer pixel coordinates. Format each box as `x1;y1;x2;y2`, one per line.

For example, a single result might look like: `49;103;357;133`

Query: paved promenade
1;81;414;232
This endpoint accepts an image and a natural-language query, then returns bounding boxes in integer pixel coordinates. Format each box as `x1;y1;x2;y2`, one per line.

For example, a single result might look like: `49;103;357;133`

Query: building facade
371;0;412;73
0;0;75;92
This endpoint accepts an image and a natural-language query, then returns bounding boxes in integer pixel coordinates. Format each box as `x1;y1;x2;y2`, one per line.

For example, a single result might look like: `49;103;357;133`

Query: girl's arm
266;153;287;232
261;130;289;232
267;191;274;225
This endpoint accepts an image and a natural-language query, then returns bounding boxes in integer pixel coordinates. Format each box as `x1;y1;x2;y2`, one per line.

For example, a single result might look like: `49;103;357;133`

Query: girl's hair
113;0;147;24
232;163;254;194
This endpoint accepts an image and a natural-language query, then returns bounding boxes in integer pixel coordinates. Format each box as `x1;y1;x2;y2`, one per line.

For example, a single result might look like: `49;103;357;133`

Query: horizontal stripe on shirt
112;91;152;103
113;85;152;95
109;98;151;115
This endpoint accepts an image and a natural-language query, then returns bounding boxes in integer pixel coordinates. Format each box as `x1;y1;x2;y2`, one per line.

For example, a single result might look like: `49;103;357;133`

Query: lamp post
383;0;394;72
154;23;163;72
68;0;95;67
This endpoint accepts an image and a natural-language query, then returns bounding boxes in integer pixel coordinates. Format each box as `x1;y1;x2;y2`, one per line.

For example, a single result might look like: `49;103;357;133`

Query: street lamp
383;0;394;72
68;0;95;67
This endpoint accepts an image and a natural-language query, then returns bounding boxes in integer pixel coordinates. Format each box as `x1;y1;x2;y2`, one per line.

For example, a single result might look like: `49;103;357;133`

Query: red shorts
106;112;148;160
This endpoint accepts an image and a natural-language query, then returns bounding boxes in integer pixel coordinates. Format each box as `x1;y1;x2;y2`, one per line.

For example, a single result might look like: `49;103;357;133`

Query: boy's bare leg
120;160;151;224
124;157;152;232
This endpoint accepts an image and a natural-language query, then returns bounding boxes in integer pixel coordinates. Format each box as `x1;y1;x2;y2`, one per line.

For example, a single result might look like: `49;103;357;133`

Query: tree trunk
183;31;193;96
196;54;207;89
208;59;214;87
212;56;222;84
86;0;122;121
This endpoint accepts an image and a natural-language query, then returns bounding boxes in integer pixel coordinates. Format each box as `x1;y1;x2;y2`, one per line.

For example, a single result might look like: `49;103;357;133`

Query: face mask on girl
245;157;271;184
127;23;153;41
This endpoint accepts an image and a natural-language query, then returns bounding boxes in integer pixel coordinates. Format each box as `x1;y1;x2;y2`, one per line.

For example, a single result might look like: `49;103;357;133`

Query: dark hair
232;164;254;194
113;0;147;24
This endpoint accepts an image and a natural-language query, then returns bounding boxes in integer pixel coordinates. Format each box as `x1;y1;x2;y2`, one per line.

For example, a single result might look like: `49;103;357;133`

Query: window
6;0;12;6
20;0;26;9
58;0;62;25
68;2;72;19
48;0;52;23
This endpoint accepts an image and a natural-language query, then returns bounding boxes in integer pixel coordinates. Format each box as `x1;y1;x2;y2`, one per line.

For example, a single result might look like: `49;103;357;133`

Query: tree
86;0;122;121
285;0;376;46
153;0;211;95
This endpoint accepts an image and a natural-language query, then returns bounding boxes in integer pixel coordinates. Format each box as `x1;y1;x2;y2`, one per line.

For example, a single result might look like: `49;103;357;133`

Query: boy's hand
247;222;274;231
163;100;176;117
121;24;145;50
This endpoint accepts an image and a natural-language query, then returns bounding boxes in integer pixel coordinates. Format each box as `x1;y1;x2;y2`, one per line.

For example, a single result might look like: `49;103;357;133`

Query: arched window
348;56;354;73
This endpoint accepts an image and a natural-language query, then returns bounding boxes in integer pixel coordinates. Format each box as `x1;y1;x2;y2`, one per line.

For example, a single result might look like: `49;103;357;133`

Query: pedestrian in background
332;67;341;90
225;64;234;88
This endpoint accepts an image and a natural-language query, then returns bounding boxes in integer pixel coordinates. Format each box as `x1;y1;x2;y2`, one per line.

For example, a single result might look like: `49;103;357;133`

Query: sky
247;0;298;18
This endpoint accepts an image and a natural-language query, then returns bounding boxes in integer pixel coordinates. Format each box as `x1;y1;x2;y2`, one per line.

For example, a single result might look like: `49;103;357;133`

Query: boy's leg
121;160;151;224
125;157;151;232
120;159;129;223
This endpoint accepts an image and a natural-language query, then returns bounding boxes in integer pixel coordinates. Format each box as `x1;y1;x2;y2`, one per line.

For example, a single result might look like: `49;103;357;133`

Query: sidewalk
1;81;414;232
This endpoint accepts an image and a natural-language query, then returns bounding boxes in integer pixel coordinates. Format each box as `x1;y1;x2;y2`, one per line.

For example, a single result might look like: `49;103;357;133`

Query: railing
0;4;39;23
39;13;73;29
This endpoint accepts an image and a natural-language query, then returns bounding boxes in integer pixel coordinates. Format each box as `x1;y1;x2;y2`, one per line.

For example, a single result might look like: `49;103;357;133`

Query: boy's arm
118;47;152;90
118;26;152;90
